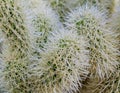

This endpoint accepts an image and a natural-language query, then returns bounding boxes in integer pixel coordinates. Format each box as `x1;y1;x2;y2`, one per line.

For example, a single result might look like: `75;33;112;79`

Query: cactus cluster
29;29;89;93
0;0;119;93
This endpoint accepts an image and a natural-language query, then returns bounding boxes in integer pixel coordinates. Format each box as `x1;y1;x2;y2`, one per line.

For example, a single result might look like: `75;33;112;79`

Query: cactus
18;0;61;59
0;0;119;93
109;8;120;48
101;0;120;15
47;0;68;22
47;0;119;22
0;0;30;57
80;69;120;93
65;5;119;78
29;29;90;93
0;0;31;92
92;0;120;16
47;0;89;22
0;56;30;93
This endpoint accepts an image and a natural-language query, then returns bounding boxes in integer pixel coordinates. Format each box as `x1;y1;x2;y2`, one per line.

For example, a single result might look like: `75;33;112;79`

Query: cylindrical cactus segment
18;0;61;58
0;39;30;93
0;0;31;92
79;69;120;93
30;29;89;93
0;0;30;59
109;8;120;46
1;58;30;93
65;5;119;78
32;14;56;49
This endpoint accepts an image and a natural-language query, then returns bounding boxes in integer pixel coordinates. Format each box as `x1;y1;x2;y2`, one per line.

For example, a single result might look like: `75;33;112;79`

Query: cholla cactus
79;69;120;93
47;0;68;22
0;0;31;92
0;0;30;57
93;0;120;16
0;55;30;93
65;5;119;78
94;70;120;93
18;0;61;58
103;0;120;15
29;29;90;93
47;0;88;22
0;38;30;93
109;8;120;47
0;0;119;93
47;0;120;22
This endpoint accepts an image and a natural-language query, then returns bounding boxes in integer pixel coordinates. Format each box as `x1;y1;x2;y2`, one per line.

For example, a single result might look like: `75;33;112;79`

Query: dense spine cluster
29;29;89;93
109;8;120;48
80;69;120;93
65;5;118;78
47;0;88;22
18;0;61;59
0;0;30;92
0;0;119;93
0;0;29;57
